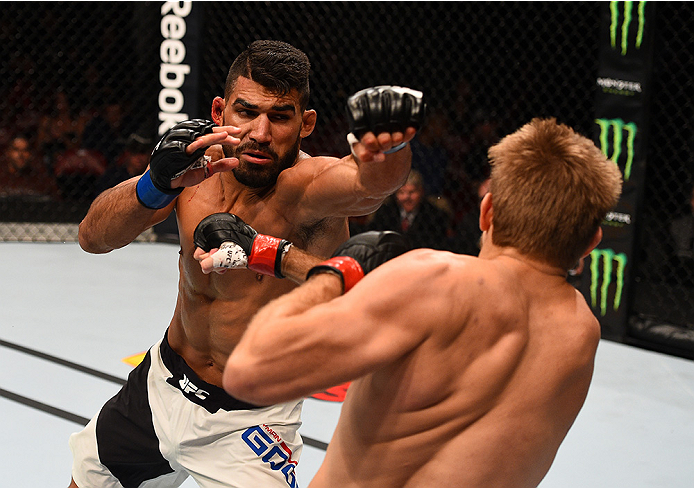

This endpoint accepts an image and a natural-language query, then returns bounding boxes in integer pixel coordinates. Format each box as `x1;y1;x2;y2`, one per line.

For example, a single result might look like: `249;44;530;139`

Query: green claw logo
610;1;647;55
595;118;636;181
590;248;627;316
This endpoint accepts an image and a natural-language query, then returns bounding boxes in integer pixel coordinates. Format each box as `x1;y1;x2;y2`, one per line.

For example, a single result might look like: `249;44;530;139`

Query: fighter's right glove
193;213;292;278
345;86;426;154
136;119;216;209
306;231;410;293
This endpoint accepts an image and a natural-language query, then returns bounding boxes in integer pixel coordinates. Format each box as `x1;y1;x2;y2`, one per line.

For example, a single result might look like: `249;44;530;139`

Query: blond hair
488;117;622;270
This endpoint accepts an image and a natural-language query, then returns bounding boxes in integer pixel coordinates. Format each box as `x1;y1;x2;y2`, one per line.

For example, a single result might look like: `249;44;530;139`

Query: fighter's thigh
69;415;189;488
69;416;122;488
183;422;303;488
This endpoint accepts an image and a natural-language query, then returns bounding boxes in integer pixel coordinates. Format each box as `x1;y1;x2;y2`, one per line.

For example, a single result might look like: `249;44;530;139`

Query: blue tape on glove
136;170;178;209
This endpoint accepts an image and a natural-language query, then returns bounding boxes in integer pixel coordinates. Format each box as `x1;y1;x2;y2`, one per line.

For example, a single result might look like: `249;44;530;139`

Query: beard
224;136;301;189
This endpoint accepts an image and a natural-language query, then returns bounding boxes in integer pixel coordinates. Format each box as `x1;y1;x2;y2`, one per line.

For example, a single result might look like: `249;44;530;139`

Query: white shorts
69;331;303;488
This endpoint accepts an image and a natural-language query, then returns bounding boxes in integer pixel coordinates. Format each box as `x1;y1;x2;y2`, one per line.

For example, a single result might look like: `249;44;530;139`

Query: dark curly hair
224;40;310;111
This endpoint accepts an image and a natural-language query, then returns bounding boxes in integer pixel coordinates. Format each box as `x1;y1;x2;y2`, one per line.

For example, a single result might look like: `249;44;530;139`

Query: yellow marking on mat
122;352;146;367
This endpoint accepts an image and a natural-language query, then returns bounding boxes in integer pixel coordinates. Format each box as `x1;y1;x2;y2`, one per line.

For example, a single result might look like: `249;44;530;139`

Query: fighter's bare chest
178;181;298;235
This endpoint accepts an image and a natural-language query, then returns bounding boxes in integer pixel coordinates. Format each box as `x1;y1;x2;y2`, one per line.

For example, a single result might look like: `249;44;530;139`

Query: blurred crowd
1;72;507;255
1;12;150;206
0;85;153;204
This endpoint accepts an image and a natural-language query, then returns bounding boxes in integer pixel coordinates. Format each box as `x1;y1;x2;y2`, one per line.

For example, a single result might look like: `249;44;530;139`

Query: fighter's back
311;249;601;488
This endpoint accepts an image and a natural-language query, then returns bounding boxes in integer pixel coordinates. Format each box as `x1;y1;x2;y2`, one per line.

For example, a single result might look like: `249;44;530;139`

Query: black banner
581;1;655;340
153;1;201;239
157;1;201;136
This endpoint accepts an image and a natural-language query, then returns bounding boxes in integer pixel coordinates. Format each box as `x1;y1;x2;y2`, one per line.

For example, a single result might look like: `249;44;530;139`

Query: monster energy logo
610;1;646;55
595;118;636;181
590;248;627;317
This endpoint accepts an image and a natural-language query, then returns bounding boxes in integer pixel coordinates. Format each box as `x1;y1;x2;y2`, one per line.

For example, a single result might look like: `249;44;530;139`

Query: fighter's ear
479;192;493;232
211;97;225;125
582;227;603;258
301;109;317;138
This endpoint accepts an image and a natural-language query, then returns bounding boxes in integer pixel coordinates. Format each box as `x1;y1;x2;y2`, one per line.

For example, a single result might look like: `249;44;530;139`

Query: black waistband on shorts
160;329;263;413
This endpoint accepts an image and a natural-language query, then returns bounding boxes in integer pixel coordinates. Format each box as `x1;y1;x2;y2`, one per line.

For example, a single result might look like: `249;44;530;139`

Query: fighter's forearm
278;245;326;284
353;144;412;200
78;178;171;254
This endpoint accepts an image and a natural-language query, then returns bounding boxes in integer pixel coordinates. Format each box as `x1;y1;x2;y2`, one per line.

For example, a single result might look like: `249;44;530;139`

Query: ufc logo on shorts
242;425;297;488
178;374;209;400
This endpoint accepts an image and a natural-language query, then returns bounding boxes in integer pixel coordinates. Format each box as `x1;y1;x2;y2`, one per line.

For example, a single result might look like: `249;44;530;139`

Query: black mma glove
307;231;410;293
346;85;425;154
136;119;216;209
194;213;292;278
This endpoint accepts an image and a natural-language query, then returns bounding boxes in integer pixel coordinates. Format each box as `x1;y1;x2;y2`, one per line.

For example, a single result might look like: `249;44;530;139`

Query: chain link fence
1;2;692;356
628;3;694;356
1;2;159;241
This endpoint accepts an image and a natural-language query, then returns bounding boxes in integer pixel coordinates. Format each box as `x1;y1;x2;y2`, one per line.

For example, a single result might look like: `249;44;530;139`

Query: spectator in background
410;108;451;196
669;183;694;285
450;177;490;256
369;169;452;250
300;110;350;159
5;53;42;136
670;184;694;261
446;75;474;137
81;100;131;166
348;214;373;236
463;109;500;182
37;89;87;172
0;134;59;199
96;132;152;194
443;110;500;227
54;132;107;201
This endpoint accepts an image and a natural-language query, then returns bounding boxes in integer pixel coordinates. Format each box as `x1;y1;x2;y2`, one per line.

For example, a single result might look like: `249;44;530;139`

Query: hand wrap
307;231;410;293
136;119;216;209
194;213;291;278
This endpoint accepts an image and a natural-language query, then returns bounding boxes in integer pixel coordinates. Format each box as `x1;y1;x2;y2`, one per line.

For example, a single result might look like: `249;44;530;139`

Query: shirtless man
69;40;424;488
222;117;623;488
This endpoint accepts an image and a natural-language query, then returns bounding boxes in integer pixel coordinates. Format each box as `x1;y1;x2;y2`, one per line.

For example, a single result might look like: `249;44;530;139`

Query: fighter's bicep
280;156;368;219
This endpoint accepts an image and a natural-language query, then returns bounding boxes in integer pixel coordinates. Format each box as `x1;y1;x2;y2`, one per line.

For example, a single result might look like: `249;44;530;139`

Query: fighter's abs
171;255;300;386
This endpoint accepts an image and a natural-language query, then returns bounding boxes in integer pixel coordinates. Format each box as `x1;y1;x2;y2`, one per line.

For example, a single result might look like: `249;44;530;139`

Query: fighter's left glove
306;231;410;293
345;85;426;154
193;213;292;278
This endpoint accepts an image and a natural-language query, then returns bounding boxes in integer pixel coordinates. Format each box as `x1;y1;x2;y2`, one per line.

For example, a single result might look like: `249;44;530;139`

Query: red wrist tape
309;256;364;293
249;234;283;276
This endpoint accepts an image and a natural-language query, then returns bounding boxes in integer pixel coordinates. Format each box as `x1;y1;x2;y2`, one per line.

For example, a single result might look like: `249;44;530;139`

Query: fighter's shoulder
402;248;484;271
295;151;341;169
277;151;340;182
380;249;486;287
